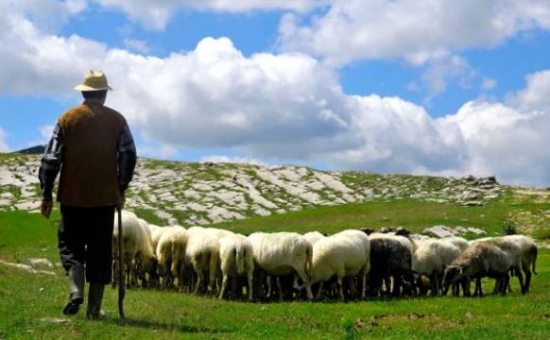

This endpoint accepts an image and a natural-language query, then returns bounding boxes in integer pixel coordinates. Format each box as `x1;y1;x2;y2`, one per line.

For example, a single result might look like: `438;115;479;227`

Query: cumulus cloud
278;0;550;65
1;4;550;186
510;70;550;111
7;0;87;33
440;101;550;186
94;0;322;30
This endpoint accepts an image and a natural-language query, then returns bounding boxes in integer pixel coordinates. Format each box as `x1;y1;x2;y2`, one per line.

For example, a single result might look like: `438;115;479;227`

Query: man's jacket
39;99;137;207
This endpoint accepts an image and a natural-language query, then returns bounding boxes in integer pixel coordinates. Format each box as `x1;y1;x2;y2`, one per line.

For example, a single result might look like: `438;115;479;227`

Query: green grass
1;198;550;339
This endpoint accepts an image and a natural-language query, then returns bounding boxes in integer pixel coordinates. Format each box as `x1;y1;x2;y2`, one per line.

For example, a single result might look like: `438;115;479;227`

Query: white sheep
113;210;157;288
155;226;188;289
143;220;164;251
248;232;314;301
503;235;538;293
185;227;221;295
218;234;255;301
309;229;370;300
412;239;461;296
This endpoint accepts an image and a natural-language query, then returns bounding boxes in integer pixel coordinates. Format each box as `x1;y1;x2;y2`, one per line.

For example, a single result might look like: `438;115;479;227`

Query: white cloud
2;5;550;186
6;0;88;33
440;101;550;186
278;0;550;65
510;70;550;111
420;54;476;103
0;128;9;152
123;38;150;54
94;0;322;30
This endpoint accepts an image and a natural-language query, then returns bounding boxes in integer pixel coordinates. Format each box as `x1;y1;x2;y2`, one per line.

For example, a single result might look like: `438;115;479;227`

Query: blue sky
1;0;550;187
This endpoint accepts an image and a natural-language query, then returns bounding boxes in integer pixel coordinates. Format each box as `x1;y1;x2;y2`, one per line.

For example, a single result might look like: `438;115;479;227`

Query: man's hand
116;196;125;210
41;199;53;219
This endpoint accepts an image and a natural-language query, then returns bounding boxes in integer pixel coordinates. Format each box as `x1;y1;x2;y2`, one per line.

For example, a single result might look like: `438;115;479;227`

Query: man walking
39;70;137;319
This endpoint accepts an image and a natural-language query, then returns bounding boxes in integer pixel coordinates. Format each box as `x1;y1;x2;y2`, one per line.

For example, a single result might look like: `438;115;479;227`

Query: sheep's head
442;265;463;290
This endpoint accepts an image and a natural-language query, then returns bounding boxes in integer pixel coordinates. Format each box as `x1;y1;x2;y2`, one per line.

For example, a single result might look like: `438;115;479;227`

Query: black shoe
62;297;84;315
63;264;85;315
86;283;105;320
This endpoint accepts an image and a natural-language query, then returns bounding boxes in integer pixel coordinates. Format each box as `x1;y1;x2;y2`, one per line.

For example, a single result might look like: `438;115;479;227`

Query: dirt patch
365;313;464;330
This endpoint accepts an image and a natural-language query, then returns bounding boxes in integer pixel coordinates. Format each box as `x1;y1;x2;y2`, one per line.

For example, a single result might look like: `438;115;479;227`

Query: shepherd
39;70;137;319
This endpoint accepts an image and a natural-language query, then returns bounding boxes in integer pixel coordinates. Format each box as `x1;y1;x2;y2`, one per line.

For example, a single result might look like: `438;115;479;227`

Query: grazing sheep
366;237;414;297
412;239;461;296
309;229;370;300
503;235;538;293
248;232;314;301
185;228;221;295
472;235;538;294
144;220;164;251
218;234;254;301
156;226;188;290
442;242;515;297
113;210;157;288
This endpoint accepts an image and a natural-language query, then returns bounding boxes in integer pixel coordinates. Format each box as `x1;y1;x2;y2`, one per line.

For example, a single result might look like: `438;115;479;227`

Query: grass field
1;198;550;339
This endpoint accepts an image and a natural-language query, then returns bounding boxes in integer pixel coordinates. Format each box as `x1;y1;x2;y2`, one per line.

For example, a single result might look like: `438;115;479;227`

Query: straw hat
74;70;113;92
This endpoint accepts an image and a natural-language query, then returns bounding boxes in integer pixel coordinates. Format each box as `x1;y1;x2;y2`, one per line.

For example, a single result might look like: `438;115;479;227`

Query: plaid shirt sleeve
117;122;137;194
38;124;64;200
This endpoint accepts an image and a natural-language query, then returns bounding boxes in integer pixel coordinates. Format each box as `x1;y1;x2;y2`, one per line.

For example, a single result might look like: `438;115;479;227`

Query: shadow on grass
107;317;235;335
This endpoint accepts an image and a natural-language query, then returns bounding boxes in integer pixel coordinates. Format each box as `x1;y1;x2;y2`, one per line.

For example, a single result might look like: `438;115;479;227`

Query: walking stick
117;206;126;320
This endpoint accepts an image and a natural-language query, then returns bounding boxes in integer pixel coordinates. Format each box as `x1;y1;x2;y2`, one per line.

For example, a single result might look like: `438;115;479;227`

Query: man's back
57;100;126;207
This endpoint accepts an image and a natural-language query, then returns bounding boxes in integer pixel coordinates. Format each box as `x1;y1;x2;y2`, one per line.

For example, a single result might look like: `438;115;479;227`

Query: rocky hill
0;154;506;227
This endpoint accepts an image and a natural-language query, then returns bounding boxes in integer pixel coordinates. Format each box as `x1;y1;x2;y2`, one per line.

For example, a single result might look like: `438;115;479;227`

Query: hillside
1;153;550;339
1;153;548;238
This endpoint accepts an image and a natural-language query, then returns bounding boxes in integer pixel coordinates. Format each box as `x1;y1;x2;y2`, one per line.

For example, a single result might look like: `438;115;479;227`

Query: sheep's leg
523;269;532;294
392;276;401;297
337;277;345;301
219;275;229;299
383;276;391;295
178;262;190;292
503;274;510;295
276;277;284;301
474;278;483;297
266;276;273;300
194;270;204;295
430;273;440;297
316;282;325;300
360;270;367;299
461;277;471;297
515;268;524;294
247;271;254;301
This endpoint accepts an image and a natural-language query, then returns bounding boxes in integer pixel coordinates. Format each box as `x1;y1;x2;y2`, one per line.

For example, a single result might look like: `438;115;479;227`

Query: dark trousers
58;205;115;284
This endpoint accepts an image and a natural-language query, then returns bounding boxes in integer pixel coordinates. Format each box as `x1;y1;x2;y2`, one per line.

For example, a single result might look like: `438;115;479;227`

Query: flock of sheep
112;210;538;302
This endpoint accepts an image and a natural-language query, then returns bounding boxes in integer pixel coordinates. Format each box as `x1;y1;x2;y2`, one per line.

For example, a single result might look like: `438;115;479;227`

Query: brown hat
74;70;113;92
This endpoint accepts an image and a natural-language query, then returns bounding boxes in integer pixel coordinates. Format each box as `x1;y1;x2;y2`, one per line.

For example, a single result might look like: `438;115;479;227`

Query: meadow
1;196;549;339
